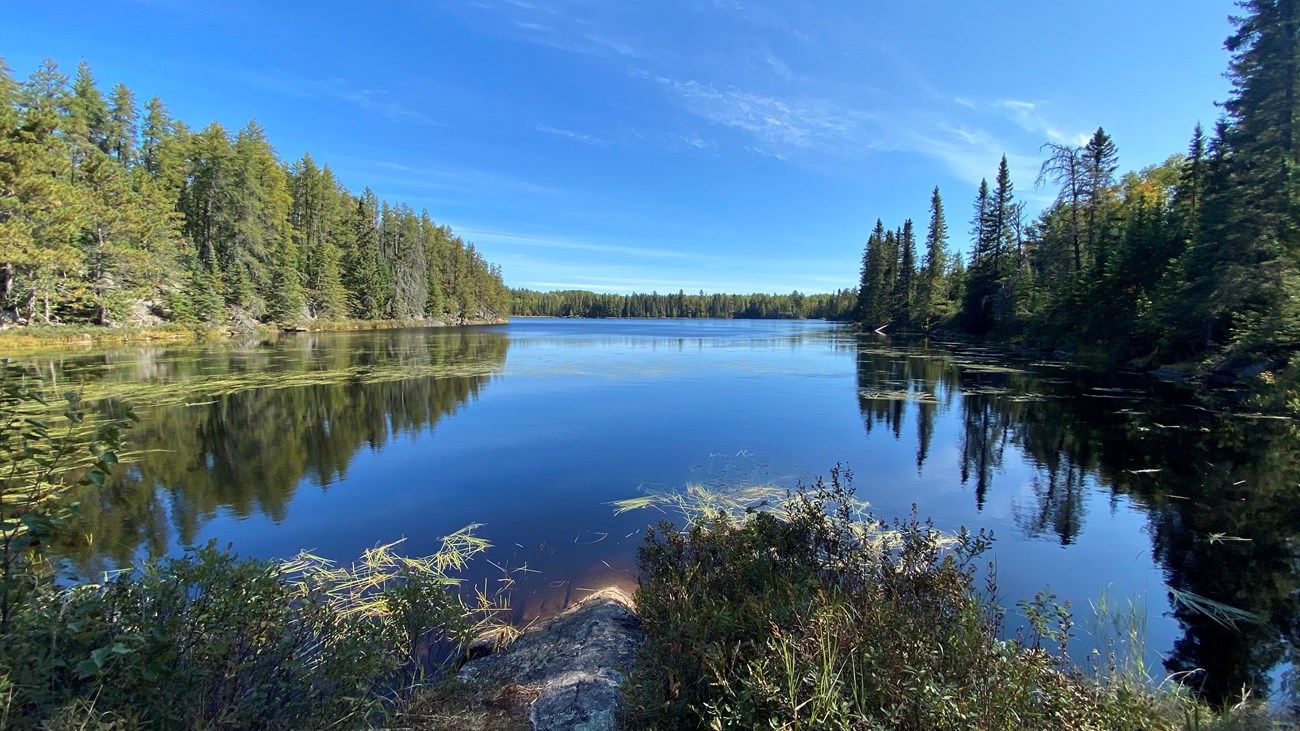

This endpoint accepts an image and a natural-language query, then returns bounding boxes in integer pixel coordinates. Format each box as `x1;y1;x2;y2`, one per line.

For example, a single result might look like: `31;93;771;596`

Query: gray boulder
458;587;641;731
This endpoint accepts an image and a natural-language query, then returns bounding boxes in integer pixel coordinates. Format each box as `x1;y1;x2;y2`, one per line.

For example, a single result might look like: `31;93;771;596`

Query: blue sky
4;1;1233;294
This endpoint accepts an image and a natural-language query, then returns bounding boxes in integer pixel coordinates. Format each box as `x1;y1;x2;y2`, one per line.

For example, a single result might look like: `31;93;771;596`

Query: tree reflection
36;329;509;571
853;337;1300;705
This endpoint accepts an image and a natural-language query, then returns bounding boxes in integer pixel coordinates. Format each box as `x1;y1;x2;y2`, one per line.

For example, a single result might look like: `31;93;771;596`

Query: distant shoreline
0;317;509;353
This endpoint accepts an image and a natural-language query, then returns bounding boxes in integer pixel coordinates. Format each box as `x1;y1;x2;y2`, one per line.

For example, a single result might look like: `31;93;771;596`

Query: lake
19;318;1300;706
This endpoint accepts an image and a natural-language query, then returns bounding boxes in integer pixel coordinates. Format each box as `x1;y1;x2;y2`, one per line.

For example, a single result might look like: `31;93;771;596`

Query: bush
626;467;1274;731
0;361;512;729
0;533;509;730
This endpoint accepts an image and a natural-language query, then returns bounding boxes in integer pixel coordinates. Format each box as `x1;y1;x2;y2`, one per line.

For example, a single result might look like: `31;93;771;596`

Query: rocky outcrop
457;587;641;731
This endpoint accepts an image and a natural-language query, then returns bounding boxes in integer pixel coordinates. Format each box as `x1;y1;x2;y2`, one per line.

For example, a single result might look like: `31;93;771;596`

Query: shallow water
19;318;1299;705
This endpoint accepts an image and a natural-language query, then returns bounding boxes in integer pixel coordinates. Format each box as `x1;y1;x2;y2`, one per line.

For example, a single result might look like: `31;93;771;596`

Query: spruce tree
917;186;950;330
1215;0;1300;352
105;82;136;166
893;218;917;327
1082;128;1119;274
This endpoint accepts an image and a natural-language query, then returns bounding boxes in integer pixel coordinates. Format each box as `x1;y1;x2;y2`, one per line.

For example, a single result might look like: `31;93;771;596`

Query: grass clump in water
625;467;1276;731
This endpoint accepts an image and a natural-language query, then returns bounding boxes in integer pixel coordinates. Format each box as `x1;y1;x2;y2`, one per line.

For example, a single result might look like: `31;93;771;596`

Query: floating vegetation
1232;412;1294;421
1167;587;1264;629
953;361;1029;375
7;353;505;418
1004;393;1052;403
1207;533;1252;544
279;527;518;647
965;385;1011;396
858;388;938;403
574;530;608;545
611;483;790;522
610;469;904;549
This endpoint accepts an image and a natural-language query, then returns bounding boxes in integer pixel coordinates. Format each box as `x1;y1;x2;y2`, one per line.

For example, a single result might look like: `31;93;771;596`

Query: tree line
853;0;1300;400
510;288;857;320
0;58;509;328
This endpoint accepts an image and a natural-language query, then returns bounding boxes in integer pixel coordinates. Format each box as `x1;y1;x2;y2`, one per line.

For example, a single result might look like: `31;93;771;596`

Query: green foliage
626;469;1275;731
843;1;1300;414
0;356;514;729
0;57;508;329
0;360;135;631
510;288;855;320
0;534;508;730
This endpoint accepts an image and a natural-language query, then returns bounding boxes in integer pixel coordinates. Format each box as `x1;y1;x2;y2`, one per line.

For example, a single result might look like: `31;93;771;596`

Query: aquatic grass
1167;587;1265;630
858;388;939;403
3;358;505;421
279;527;518;652
626;469;1279;731
611;483;789;522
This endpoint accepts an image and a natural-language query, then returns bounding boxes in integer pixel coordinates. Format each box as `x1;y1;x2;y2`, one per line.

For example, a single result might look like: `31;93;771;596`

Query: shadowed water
15;318;1299;706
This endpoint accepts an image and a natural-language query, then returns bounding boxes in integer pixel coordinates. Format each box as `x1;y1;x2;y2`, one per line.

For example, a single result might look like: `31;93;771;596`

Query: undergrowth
626;466;1280;731
0;360;515;729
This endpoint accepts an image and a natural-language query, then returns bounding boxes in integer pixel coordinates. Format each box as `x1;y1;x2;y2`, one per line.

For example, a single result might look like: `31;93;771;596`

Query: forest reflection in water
855;339;1300;706
36;327;510;570
11;320;1299;708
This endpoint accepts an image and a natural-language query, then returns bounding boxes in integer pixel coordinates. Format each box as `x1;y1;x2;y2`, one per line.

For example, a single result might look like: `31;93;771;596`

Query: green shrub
626;467;1276;731
0;534;509;730
0;361;513;729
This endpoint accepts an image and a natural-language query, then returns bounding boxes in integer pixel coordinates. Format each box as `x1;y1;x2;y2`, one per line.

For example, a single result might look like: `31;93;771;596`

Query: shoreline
0;317;510;353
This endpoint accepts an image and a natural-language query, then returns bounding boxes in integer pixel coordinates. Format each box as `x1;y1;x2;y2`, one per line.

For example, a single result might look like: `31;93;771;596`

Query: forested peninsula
848;1;1300;414
510;287;856;320
0;59;509;331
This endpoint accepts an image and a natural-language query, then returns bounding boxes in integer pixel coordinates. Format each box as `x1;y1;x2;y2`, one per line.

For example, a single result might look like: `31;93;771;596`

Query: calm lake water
20;318;1300;705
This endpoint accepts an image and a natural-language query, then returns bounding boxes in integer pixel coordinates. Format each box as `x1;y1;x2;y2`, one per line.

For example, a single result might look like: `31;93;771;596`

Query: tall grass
0;528;515;730
623;467;1280;731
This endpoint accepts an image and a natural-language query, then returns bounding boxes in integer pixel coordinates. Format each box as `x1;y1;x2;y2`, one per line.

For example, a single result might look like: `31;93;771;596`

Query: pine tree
991;155;1015;276
105;82;136;166
854;228;873;322
68;60;108;160
0;68;84;322
917;186;950;330
893;218;917;327
1213;0;1300;352
962;179;998;333
342;190;387;319
1082;128;1120;274
16;59;70;117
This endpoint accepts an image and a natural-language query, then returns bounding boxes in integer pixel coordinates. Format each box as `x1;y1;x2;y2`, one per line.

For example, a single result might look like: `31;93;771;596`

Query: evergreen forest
851;0;1300;410
0;58;509;328
510;287;856;319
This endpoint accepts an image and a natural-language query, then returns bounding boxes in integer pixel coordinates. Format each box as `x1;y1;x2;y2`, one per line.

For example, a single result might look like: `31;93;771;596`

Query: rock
127;299;165;327
458;587;641;731
1233;359;1276;381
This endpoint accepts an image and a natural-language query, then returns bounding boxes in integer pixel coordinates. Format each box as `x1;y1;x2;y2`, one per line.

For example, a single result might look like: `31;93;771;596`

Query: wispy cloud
899;121;1042;188
241;71;441;126
994;99;1089;147
458;228;708;260
648;75;871;158
334;157;565;200
450;0;1082;186
536;123;611;146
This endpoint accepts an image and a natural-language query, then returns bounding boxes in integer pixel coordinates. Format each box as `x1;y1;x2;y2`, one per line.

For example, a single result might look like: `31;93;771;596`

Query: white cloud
458;228;708;260
994;99;1089;147
654;77;868;158
336;157;565;200
536;123;611;146
241;71;442;126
